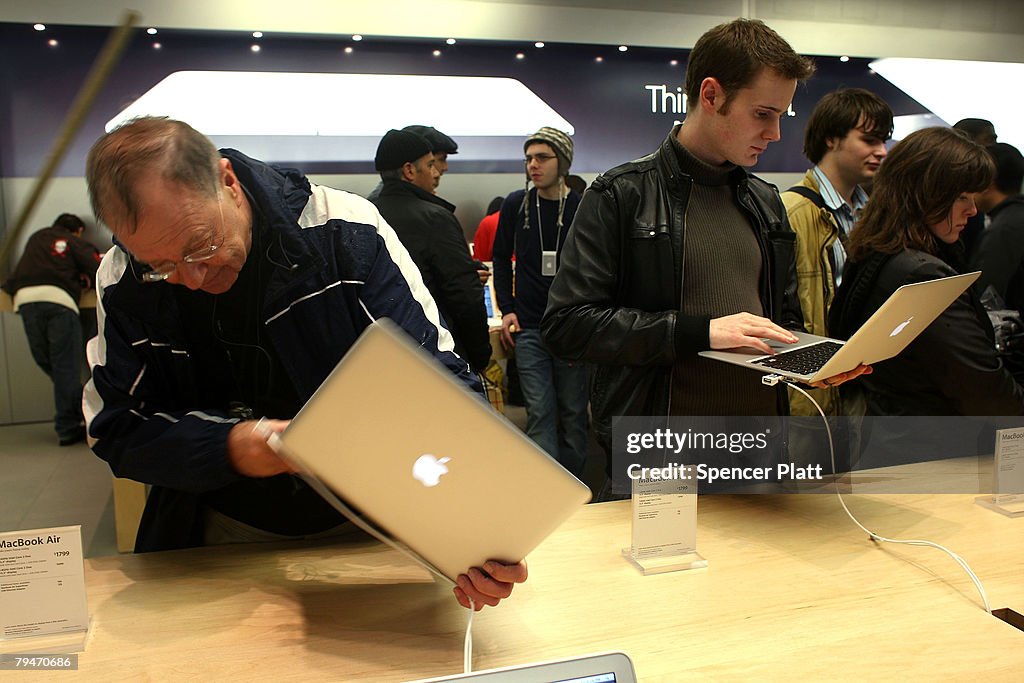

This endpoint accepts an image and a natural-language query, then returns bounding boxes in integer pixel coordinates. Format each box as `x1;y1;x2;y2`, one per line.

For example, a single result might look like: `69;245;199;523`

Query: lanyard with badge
535;190;564;276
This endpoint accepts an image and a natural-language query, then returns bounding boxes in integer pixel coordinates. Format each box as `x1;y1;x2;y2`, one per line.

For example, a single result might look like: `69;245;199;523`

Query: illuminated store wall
0;23;928;179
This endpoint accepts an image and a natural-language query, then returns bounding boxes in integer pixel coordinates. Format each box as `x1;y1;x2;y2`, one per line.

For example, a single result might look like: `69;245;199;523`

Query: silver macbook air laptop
699;271;980;383
276;318;592;584
408;651;638;683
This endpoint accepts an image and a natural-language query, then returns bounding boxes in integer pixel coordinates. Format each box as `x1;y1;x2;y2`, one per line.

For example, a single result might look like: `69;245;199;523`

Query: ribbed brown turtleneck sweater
669;134;779;416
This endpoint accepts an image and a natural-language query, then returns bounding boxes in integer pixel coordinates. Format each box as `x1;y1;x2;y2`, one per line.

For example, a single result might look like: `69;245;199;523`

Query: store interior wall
3;0;1022;244
0;0;1020;422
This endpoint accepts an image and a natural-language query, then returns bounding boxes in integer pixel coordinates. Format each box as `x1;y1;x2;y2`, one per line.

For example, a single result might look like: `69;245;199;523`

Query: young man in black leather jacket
542;19;866;491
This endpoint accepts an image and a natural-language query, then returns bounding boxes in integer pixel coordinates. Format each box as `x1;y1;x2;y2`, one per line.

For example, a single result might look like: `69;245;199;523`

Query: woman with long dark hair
830;126;1024;415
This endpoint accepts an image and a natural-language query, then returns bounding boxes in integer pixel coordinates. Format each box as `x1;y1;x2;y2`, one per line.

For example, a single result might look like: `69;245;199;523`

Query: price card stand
622;477;707;575
0;526;91;654
975;427;1024;518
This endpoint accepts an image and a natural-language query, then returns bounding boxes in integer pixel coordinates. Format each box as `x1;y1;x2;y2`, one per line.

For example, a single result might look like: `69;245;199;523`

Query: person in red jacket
472;196;505;262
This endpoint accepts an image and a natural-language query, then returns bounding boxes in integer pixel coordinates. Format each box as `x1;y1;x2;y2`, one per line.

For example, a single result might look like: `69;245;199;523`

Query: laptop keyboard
750;340;844;375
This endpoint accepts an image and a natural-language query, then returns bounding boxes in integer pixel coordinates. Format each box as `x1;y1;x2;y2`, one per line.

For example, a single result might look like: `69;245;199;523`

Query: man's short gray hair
85;116;221;233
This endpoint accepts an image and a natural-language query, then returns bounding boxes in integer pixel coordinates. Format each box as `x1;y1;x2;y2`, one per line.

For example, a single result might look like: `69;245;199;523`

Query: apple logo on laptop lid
890;316;913;337
413;454;450;487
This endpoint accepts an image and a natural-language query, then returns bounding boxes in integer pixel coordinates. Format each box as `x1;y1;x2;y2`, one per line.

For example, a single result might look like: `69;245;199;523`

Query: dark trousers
514;329;589;477
20;302;85;440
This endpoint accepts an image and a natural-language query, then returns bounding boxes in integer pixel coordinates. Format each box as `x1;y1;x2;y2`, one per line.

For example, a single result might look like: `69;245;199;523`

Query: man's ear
220;158;243;205
699;77;725;113
401;161;416;182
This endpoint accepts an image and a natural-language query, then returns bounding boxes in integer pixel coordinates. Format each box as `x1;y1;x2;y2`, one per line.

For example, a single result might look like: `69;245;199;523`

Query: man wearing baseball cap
492;127;588;477
372;129;490;372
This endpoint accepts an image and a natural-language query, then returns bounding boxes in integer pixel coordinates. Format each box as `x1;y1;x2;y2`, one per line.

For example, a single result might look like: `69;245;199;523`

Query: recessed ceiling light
153;42;162;50
432;49;441;57
147;28;157;35
352;35;363;42
840;55;850;62
595;56;604;63
535;41;545;48
33;23;45;31
252;31;263;39
670;59;678;66
250;44;261;53
48;38;58;47
618;45;628;52
515;52;525;60
446;38;456;45
344;46;353;54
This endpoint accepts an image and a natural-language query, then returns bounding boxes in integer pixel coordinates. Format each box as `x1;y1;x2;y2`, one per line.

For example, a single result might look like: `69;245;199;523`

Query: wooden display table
30;489;1024;681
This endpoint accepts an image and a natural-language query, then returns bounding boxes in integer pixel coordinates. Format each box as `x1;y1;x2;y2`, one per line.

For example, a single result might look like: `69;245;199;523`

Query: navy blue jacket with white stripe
84;149;479;551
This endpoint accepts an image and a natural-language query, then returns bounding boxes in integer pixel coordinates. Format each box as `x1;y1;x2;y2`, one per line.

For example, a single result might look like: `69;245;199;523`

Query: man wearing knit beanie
492;127;588;477
525;127;573;175
372;129;491;373
541;19;867;499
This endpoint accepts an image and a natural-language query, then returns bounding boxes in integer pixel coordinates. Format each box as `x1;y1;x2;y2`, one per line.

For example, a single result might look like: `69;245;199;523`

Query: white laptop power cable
255;419;478;673
762;376;992;614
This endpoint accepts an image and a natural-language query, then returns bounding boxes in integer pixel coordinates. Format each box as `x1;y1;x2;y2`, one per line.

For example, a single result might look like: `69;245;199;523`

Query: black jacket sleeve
904;261;1024;415
541;176;708;367
491;195;518;316
836;251;1024;416
970;216;1024;301
429;216;491;372
743;176;803;331
778;225;803;332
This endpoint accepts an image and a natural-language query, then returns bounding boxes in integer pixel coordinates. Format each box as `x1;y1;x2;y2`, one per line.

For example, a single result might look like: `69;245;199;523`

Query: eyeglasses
131;241;222;283
525;153;558;164
128;194;225;284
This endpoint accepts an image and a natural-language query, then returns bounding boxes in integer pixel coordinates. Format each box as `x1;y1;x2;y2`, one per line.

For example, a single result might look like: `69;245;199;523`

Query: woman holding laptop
830;126;1024;416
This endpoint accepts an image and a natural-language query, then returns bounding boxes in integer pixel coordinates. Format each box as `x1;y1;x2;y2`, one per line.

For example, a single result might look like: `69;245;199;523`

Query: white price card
630;477;697;560
0;526;88;642
994;427;1024;506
